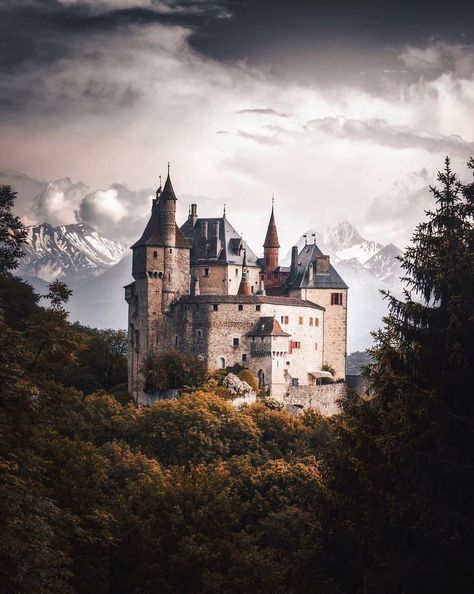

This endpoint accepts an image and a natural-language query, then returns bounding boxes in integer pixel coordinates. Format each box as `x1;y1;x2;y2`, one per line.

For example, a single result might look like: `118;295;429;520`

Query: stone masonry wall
290;288;347;380
169;299;324;395
192;263;262;295
284;383;346;416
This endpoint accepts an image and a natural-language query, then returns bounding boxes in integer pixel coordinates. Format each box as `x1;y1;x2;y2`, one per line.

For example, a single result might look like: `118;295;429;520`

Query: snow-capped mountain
18;223;127;283
283;223;405;351
285;222;383;265
364;243;404;294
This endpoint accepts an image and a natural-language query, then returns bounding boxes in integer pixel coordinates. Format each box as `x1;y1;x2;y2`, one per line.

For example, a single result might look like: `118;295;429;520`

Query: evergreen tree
324;157;474;593
0;185;27;277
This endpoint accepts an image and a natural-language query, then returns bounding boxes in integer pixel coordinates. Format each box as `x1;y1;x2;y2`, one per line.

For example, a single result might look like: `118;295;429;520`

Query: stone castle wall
192;263;262;295
168;299;323;395
289;287;347;380
284;382;346;416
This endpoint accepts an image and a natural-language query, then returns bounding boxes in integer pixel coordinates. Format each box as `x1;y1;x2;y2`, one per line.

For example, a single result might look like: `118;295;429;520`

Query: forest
0;157;473;594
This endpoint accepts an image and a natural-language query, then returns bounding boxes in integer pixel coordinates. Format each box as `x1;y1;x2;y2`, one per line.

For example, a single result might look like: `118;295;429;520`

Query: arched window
257;369;265;389
219;357;225;369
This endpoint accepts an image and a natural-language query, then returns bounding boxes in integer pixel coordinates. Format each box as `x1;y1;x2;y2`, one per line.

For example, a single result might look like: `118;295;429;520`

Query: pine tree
0;185;27;277
325;158;474;594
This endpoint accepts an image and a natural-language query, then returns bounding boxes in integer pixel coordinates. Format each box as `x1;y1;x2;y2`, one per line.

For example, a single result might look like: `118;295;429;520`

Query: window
280;315;289;324
251;286;254;293
213;304;218;311
291;378;299;387
315;342;318;350
174;335;178;346
196;329;202;337
299;316;303;325
309;317;313;326
242;353;247;362
169;248;172;253
315;317;319;326
235;268;239;276
290;340;301;350
153;250;158;258
204;268;209;277
219;357;225;369
331;292;343;305
238;304;243;311
233;337;240;347
256;305;261;312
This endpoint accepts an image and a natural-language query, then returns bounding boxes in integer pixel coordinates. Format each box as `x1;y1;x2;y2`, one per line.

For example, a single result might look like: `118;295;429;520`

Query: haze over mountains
17;220;404;352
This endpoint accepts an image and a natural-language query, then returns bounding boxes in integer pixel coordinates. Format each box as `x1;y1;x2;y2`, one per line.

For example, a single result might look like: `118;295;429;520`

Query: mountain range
18;223;127;283
17;221;405;352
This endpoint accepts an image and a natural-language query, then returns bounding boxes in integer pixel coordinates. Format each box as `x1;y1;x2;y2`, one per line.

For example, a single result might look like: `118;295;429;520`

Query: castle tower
263;199;280;274
125;168;190;401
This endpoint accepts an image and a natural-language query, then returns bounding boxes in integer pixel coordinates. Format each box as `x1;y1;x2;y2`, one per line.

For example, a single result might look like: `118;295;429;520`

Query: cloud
11;172;153;242
305;116;474;156
364;168;435;246
77;183;153;240
1;1;474;253
237;130;280;145
35;178;89;227
401;42;474;80
236;108;291;117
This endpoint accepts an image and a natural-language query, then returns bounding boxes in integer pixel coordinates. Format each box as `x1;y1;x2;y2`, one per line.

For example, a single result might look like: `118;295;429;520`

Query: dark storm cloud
190;0;474;89
0;0;229;118
306;117;474;156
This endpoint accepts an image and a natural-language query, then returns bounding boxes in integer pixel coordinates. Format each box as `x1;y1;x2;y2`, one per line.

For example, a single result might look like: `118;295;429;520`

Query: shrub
238;369;258;392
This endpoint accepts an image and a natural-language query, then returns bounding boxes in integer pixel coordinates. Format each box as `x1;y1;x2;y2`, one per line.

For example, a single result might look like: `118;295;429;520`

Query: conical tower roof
160;171;176;201
263;205;280;248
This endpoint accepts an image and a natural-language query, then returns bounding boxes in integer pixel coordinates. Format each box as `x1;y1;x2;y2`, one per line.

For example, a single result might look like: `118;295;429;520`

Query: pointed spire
263;199;280;248
223;203;226;218
161;166;176;201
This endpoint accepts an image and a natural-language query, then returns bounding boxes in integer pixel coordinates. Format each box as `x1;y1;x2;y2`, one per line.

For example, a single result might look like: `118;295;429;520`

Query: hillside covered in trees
1;158;473;593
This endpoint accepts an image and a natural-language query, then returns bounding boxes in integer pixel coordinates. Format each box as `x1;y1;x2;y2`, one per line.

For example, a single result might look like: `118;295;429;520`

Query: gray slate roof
176;294;325;310
247;317;290;337
180;216;260;267
287;243;348;290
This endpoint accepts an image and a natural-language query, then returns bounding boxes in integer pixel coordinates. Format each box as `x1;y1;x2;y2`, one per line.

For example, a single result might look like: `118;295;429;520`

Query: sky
1;0;473;254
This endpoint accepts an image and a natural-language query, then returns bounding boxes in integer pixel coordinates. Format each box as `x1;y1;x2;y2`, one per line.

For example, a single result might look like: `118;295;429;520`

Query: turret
263;198;280;274
158;166;177;247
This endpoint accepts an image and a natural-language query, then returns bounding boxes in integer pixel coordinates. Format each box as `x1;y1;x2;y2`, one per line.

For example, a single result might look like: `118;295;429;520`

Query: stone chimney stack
315;255;330;274
289;246;298;280
190;203;198;227
201;220;208;240
191;275;200;296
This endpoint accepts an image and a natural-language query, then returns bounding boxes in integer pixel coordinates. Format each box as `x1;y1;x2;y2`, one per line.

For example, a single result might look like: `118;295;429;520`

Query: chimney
315;255;330;274
289;246;298;280
190;203;198;227
190;275;200;296
258;272;266;295
308;262;314;283
214;220;220;238
201;220;208;240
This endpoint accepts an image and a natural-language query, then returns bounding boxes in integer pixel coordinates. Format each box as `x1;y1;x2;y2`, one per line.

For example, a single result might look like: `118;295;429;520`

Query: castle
125;171;348;403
